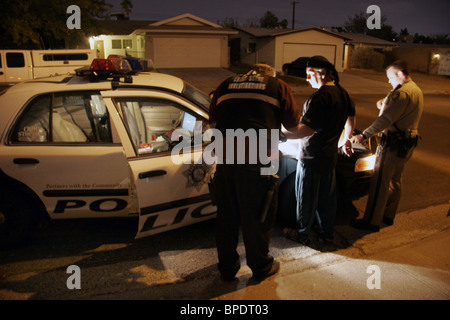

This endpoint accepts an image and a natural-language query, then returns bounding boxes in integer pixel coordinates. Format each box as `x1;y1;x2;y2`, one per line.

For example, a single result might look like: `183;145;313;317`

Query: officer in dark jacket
209;64;301;281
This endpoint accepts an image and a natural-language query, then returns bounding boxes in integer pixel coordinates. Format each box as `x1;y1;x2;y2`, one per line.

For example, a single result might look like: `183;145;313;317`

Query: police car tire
0;189;39;249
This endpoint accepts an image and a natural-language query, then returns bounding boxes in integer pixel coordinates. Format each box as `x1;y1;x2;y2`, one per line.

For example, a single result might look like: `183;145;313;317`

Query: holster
383;130;419;158
259;174;279;223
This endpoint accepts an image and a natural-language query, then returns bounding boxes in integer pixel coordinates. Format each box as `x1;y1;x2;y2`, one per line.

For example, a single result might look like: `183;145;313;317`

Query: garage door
283;43;336;66
153;37;221;68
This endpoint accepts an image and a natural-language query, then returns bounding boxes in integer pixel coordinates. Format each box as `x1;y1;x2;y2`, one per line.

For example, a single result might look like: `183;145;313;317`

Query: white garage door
283;43;336;66
153;37;221;68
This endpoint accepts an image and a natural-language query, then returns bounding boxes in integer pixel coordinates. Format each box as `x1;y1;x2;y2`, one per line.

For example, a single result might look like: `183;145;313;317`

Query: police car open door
132;150;216;239
103;90;216;239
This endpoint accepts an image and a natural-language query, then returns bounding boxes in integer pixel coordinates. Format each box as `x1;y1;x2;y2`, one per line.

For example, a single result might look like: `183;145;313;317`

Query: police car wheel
0;189;39;249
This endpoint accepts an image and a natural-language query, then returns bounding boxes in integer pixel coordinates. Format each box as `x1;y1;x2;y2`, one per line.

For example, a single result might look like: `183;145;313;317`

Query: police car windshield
182;82;211;111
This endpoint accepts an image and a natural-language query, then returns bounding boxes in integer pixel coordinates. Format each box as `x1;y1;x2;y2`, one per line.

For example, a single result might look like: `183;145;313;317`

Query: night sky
106;0;449;36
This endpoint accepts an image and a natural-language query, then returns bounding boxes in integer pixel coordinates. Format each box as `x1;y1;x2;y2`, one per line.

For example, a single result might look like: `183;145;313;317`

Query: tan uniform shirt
363;78;424;138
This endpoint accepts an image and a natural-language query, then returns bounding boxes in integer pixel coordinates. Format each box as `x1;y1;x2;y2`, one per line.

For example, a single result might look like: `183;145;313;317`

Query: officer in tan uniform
350;60;423;231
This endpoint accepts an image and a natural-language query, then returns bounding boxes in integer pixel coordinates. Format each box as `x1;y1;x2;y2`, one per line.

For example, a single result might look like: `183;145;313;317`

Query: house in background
88;13;449;75
392;43;450;75
339;32;397;70
93;13;237;68
231;27;350;72
90;19;152;59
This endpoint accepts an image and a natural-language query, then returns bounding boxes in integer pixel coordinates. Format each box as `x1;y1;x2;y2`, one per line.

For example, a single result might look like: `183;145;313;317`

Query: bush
350;47;386;71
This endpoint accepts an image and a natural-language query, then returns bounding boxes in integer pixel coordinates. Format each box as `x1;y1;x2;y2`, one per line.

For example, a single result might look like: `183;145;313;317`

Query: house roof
233;26;351;40
233;27;400;47
340;32;396;46
98;13;237;36
99;20;156;35
150;13;222;28
396;42;450;49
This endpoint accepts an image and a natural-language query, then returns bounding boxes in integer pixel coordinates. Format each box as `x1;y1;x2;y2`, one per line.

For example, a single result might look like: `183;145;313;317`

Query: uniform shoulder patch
392;92;400;101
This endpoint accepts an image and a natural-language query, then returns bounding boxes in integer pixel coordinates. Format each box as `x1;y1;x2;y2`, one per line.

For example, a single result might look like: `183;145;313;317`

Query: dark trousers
213;164;279;278
295;161;337;239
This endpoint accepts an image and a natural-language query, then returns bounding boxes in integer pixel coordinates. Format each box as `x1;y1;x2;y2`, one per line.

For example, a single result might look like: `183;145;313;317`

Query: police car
0;56;216;248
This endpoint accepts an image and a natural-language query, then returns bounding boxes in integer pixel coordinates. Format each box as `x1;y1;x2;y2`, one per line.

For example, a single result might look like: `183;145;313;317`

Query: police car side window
10;92;112;144
11;94;51;142
115;98;201;156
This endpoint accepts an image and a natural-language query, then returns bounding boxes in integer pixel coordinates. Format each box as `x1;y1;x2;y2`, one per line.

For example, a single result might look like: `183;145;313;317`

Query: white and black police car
0;56;375;248
0;56;217;248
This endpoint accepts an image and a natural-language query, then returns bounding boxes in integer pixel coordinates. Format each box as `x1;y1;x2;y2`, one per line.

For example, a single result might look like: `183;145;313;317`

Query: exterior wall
274;30;346;72
90;34;145;59
392;47;450;75
145;34;229;68
219;35;231;68
233;32;255;65
256;38;276;66
240;37;275;67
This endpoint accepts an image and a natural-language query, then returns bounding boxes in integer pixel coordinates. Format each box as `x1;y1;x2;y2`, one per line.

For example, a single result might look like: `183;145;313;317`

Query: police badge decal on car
183;163;214;190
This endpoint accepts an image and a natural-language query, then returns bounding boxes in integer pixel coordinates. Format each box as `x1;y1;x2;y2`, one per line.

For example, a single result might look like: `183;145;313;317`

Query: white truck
0;49;96;84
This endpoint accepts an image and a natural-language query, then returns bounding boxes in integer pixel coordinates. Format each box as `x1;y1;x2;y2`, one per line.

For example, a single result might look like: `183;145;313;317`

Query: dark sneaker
350;219;380;232
252;260;280;282
283;228;310;245
383;217;394;226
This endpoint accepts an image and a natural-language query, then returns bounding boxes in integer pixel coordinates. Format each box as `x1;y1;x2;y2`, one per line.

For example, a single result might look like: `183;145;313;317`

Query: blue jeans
295;161;337;239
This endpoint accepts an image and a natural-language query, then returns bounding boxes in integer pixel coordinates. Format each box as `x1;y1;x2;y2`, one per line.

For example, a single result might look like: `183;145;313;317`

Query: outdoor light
88;35;106;50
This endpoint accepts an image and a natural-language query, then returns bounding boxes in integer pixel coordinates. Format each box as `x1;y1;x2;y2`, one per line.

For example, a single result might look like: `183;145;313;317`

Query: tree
121;0;133;18
218;17;239;28
259;11;288;29
0;0;111;49
369;24;397;42
343;11;397;41
343;12;367;33
413;33;450;45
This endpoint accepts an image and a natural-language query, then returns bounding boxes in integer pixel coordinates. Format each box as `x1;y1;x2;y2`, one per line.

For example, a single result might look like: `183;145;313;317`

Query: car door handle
139;170;167;179
13;158;39;165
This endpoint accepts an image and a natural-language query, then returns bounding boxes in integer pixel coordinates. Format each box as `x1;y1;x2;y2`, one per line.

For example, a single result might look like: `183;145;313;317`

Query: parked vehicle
0;56;212;248
282;57;309;78
0;49;96;84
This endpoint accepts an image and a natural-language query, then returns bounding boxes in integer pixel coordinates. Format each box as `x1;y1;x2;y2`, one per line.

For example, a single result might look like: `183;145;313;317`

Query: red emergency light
90;58;132;72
